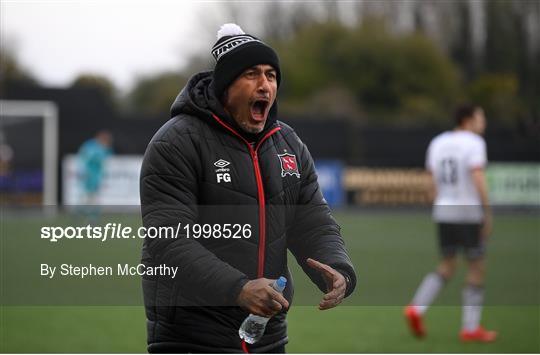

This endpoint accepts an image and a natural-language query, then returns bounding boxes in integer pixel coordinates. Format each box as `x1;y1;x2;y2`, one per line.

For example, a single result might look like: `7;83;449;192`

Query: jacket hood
170;71;278;142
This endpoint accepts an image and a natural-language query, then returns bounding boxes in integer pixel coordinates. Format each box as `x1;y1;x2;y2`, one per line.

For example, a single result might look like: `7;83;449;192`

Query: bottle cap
276;276;287;289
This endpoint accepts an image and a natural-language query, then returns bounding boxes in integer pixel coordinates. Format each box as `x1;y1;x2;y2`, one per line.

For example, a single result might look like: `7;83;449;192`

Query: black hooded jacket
140;71;356;353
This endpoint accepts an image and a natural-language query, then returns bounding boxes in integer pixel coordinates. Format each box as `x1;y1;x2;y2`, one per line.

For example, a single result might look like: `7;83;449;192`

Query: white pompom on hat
216;23;245;39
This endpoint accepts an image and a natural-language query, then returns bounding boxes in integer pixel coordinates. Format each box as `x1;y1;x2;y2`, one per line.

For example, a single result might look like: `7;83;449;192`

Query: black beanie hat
211;24;281;99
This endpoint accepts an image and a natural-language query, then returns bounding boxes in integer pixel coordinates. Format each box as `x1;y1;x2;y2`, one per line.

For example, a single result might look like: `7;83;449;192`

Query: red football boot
460;326;498;342
404;305;426;338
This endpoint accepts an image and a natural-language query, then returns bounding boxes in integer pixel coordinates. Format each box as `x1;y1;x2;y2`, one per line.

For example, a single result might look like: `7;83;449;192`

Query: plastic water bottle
239;276;287;344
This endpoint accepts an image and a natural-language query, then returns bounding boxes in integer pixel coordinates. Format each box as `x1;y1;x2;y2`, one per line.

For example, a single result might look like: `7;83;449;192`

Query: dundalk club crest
277;153;300;178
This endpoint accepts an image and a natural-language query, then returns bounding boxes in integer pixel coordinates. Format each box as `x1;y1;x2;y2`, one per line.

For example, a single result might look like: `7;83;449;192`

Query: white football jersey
426;130;487;223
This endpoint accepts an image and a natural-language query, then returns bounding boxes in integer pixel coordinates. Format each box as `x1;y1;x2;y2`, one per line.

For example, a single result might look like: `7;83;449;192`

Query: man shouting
140;23;356;353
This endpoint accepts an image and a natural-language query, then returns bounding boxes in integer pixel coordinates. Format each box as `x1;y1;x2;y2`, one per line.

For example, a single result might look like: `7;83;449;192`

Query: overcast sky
1;1;244;91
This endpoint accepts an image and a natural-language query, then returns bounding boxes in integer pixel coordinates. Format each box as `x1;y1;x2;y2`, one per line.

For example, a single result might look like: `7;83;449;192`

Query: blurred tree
0;45;38;94
182;53;213;76
202;1;538;125
276;22;347;102
449;1;476;79
70;74;117;106
127;72;188;117
276;21;460;124
467;73;523;126
263;2;318;41
482;0;538;125
484;1;524;75
280;85;366;122
343;20;459;118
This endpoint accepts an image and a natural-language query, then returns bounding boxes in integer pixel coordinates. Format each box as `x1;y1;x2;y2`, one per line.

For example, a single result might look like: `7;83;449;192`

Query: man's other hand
306;258;346;310
237;278;289;317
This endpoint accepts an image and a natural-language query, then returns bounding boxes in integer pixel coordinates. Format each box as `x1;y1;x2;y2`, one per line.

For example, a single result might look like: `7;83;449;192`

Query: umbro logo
214;159;230;168
214;159;231;183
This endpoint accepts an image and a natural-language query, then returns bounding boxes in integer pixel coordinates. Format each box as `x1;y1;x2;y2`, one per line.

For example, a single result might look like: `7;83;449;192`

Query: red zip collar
212;114;281;278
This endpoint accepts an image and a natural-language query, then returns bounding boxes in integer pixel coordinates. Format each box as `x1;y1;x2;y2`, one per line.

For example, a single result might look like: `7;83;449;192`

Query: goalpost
0;100;59;209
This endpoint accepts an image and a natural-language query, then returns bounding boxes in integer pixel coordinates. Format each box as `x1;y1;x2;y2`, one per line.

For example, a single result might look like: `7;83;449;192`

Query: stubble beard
239;121;265;134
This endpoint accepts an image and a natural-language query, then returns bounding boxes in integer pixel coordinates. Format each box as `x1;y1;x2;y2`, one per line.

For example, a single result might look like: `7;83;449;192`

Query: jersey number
440;158;458;185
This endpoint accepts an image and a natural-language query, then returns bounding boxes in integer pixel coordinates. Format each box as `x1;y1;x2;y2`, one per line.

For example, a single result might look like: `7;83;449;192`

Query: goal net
0;100;58;209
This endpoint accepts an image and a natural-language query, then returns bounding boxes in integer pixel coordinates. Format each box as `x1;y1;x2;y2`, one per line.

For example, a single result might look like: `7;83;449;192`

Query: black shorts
437;223;485;260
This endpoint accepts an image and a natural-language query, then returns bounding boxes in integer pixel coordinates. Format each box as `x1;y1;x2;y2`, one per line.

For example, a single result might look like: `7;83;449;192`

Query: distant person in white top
404;104;497;342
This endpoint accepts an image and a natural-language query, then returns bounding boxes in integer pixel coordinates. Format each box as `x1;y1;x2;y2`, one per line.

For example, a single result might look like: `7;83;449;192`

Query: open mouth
250;99;270;122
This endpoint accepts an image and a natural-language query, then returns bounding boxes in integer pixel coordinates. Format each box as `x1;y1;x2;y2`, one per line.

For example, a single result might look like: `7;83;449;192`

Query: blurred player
77;130;112;220
404;104;497;342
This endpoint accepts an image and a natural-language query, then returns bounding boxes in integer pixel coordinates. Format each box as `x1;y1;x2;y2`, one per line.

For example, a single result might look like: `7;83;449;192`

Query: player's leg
460;224;497;342
412;223;458;313
405;223;457;337
82;174;102;225
412;255;456;314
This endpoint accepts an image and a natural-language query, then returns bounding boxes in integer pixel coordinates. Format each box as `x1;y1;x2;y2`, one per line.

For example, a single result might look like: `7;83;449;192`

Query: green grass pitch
1;210;538;352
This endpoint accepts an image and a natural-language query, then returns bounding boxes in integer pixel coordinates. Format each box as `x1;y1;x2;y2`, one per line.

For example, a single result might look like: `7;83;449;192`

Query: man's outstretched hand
306;258;346;310
237;278;289;317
